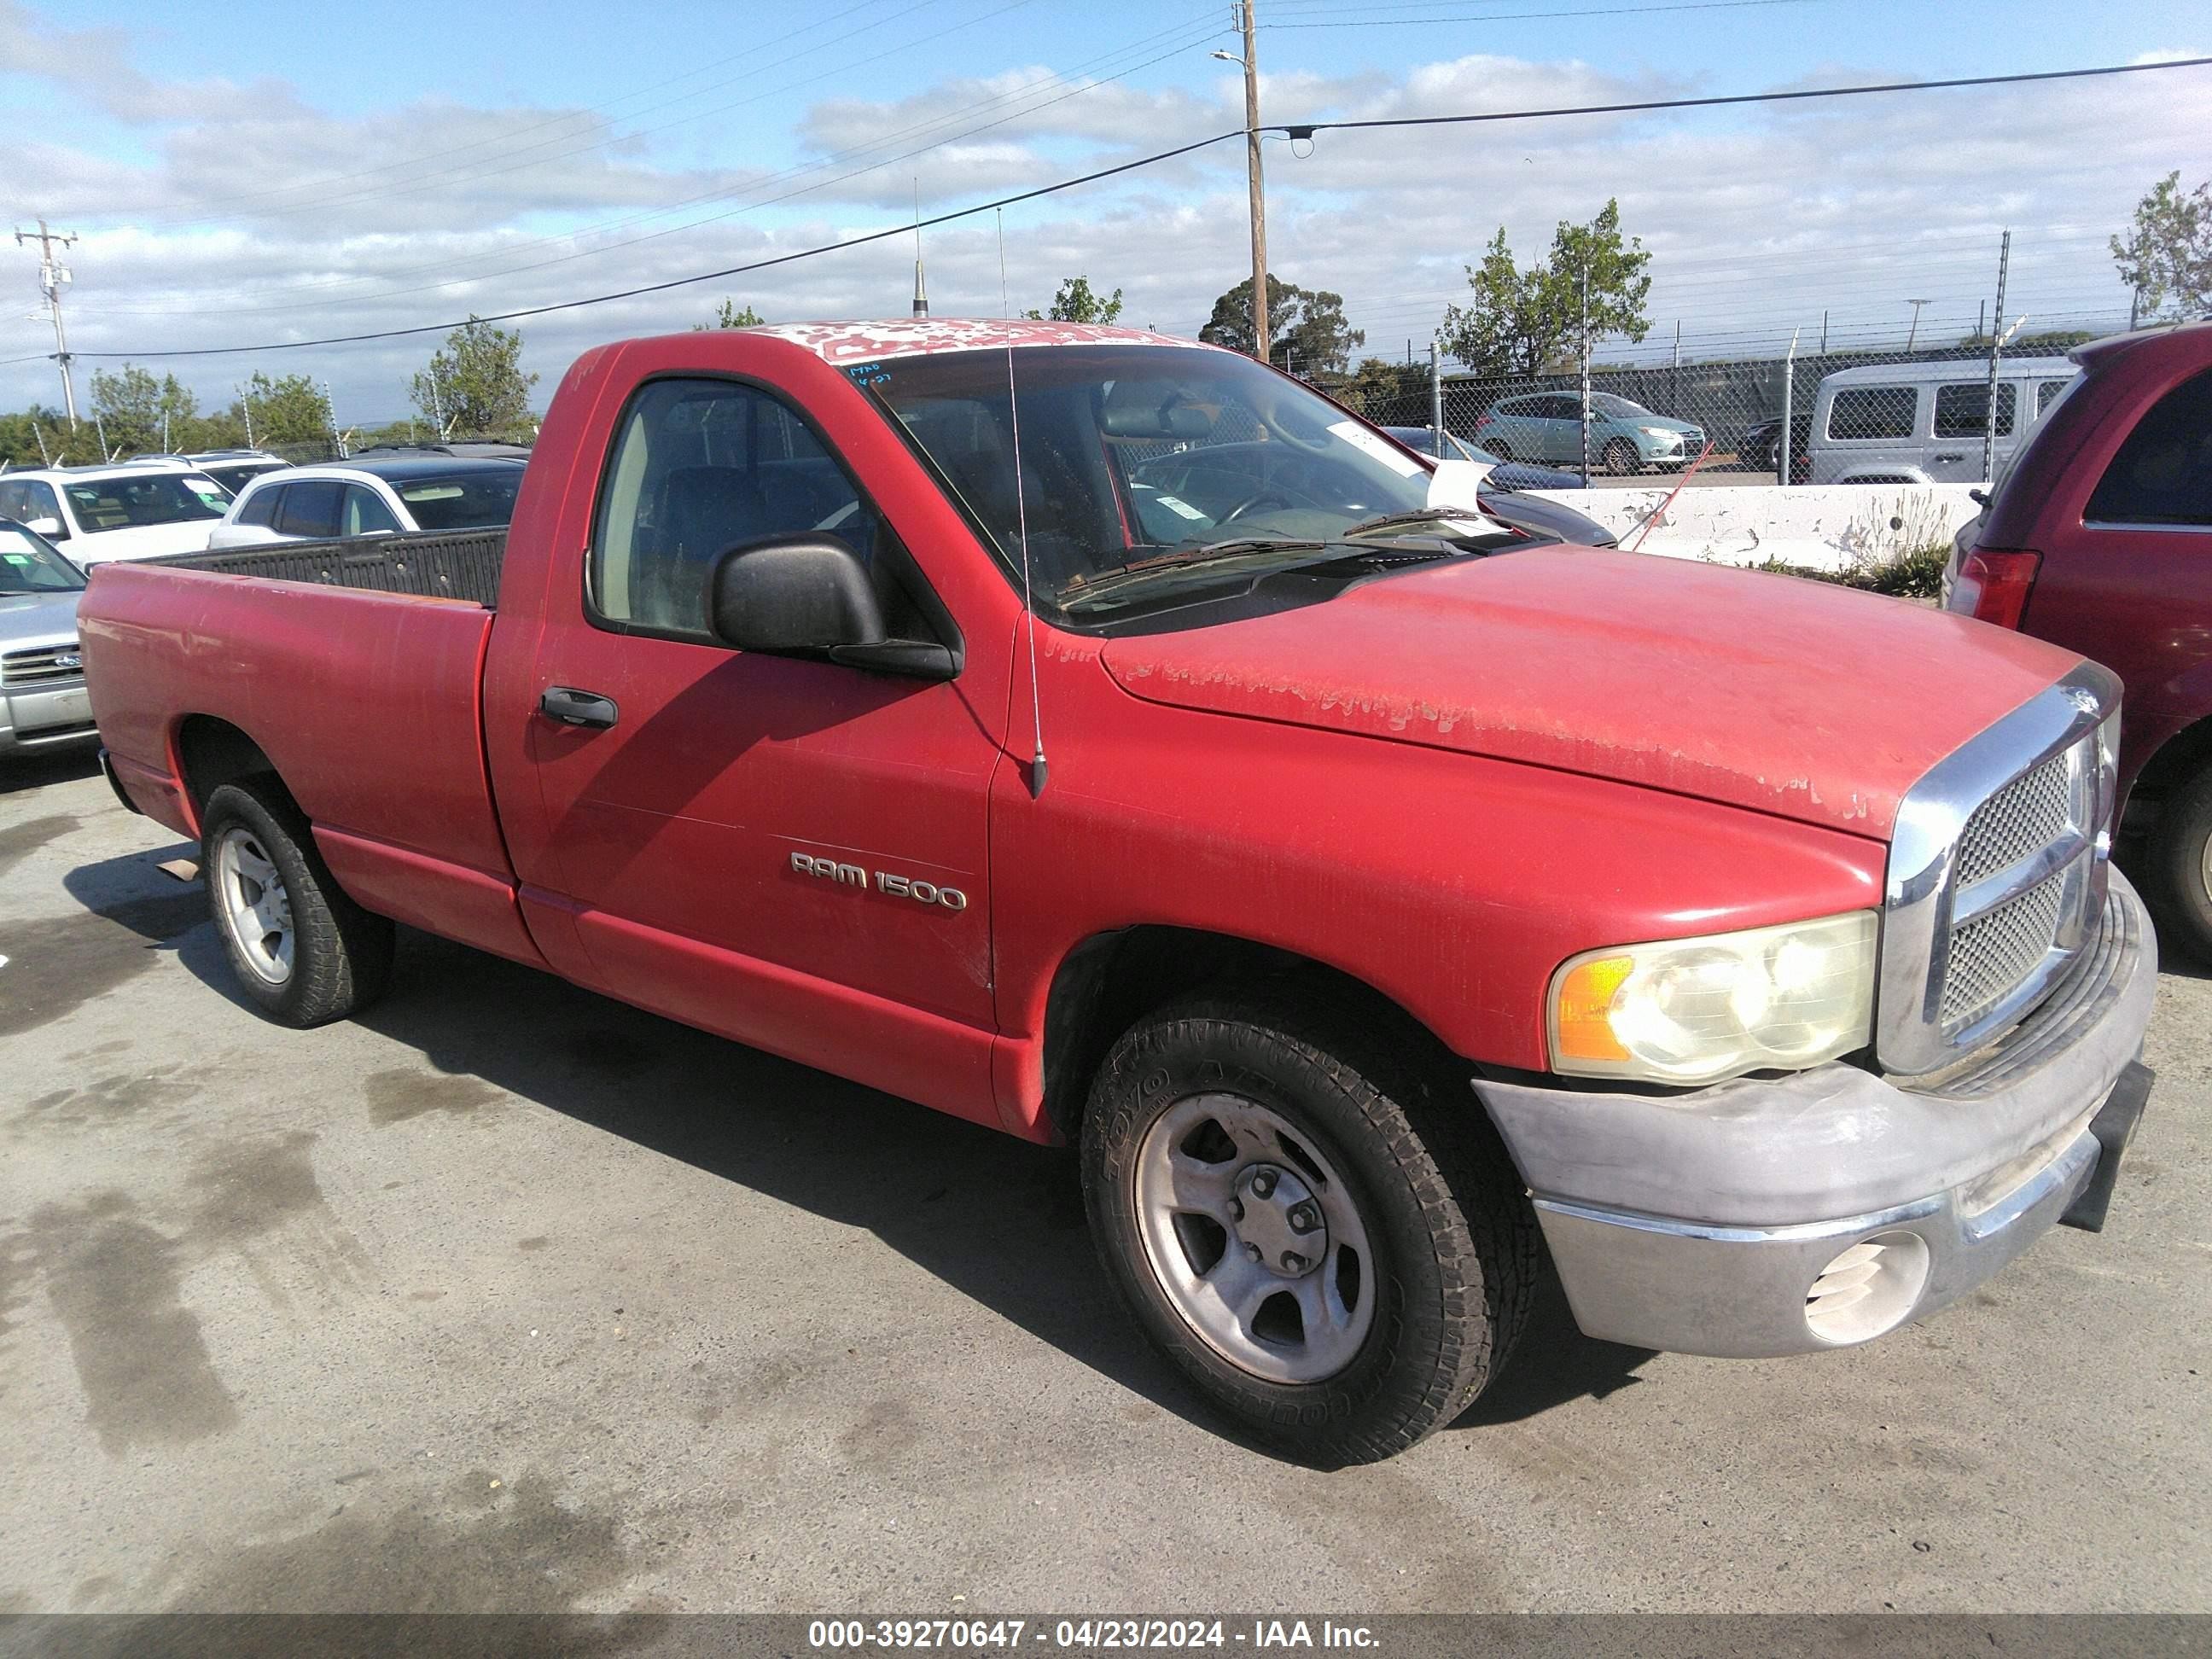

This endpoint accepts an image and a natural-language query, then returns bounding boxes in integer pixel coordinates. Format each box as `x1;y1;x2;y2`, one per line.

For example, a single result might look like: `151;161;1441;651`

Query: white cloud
2;13;2204;418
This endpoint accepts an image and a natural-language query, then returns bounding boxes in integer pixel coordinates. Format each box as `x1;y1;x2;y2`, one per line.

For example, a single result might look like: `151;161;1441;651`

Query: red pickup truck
81;321;2157;1464
1946;320;2212;964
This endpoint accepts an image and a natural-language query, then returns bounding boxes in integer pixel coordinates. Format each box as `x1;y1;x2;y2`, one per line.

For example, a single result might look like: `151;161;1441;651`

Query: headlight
1548;911;1878;1086
1637;425;1673;438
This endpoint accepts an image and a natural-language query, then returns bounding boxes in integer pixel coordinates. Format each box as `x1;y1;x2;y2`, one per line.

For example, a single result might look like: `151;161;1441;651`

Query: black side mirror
707;535;958;681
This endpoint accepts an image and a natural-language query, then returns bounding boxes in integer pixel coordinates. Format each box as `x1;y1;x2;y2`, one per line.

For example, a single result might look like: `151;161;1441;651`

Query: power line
1266;0;1813;26
71;53;2212;362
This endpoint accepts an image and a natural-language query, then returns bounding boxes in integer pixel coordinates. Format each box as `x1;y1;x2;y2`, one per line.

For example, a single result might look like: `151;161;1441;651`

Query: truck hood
61;522;218;566
0;590;84;649
1097;548;2087;839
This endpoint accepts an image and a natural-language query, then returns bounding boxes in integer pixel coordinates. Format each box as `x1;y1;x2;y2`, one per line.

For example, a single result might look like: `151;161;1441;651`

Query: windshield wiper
1338;504;1494;540
1062;538;1326;597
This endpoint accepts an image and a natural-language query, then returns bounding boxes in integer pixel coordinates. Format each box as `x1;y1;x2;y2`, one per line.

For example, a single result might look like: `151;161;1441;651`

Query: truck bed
149;528;507;608
80;542;542;969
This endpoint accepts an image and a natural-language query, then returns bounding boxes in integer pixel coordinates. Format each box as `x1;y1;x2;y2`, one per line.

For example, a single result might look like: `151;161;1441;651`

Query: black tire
1604;438;1642;477
1485;438;1512;462
201;780;394;1026
1080;987;1536;1464
2147;763;2212;967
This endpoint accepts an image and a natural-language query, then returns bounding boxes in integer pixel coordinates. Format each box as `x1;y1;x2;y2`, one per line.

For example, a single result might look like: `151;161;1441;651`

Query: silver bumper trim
1477;869;2156;1359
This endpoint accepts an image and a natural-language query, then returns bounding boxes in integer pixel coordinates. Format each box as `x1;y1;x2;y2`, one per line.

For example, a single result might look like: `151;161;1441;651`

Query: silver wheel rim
214;825;294;986
2200;824;2212;908
1132;1092;1377;1384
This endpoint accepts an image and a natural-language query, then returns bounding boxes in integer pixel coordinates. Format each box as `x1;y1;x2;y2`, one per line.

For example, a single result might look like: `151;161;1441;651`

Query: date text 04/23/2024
805;1620;1381;1650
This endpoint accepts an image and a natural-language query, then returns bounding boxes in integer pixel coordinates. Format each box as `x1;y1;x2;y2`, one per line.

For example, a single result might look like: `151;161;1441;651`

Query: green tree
0;405;90;468
1336;357;1429;420
1440;200;1651;377
90;364;205;455
1023;276;1124;324
230;372;334;448
696;299;765;329
410;317;538;437
2111;172;2212;322
1198;275;1364;374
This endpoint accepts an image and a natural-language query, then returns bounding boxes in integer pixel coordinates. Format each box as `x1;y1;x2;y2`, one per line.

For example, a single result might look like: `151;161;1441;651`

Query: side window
2085;367;2212;528
2038;378;2075;416
343;484;400;536
236;485;282;528
276;479;341;539
4;480;64;529
591;377;880;640
1826;387;1917;440
1933;381;2017;439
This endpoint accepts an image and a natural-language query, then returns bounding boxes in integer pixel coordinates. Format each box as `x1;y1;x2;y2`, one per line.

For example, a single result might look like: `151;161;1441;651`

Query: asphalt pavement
2;753;2206;1615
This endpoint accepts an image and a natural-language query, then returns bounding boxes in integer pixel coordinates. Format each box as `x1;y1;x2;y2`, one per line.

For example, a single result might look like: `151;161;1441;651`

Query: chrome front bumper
1474;870;2157;1359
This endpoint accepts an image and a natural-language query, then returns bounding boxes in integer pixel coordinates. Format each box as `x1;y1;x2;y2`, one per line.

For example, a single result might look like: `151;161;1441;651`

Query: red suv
1947;321;2212;960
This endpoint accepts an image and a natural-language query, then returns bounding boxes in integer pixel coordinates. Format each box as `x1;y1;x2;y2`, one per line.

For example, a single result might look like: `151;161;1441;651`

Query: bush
1749;541;1950;600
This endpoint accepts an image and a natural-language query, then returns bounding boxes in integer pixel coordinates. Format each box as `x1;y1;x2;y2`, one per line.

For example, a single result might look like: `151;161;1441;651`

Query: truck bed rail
148;529;507;608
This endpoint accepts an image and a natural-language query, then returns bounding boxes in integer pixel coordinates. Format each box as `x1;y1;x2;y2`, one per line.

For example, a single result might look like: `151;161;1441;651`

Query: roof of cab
740;317;1207;365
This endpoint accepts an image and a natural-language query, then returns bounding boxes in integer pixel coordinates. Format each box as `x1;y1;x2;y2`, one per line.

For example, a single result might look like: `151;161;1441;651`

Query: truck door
509;373;1001;1110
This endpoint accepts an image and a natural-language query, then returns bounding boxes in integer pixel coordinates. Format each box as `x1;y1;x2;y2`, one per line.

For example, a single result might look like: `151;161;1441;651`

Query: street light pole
1214;3;1269;364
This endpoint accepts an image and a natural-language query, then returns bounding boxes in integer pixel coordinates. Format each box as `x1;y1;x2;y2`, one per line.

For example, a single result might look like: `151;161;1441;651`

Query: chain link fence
1356;338;2093;486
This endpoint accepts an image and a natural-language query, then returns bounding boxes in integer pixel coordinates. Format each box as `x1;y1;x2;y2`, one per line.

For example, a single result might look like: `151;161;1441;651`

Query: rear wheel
1604;438;1642;476
1080;988;1535;1464
2148;763;2212;967
201;781;393;1026
1485;438;1513;462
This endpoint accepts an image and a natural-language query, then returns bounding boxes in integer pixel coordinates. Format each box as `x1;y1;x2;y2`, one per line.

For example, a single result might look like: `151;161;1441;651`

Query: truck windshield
862;345;1464;612
63;473;230;533
0;527;84;592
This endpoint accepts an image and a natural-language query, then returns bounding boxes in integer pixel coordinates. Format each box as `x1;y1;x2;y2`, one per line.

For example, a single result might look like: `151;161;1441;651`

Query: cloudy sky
2;0;2205;423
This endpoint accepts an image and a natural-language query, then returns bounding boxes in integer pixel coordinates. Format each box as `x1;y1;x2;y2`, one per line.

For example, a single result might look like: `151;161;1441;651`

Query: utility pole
1982;229;2011;483
238;382;256;449
1906;298;1931;353
1819;311;1828;355
14;219;81;425
1214;3;1268;364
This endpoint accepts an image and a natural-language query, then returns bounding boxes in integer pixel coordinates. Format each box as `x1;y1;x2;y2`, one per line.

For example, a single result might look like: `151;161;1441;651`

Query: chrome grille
1876;667;2120;1077
1954;752;2070;889
1940;871;2067;1026
0;642;84;687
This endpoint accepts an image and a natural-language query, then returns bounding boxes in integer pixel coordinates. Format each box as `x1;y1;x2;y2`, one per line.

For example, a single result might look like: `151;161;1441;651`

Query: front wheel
1080;990;1534;1464
1604;437;1642;476
2148;763;2212;967
201;781;394;1026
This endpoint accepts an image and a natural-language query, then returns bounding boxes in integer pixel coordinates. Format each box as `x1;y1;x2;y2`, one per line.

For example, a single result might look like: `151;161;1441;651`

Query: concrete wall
1522;482;1981;573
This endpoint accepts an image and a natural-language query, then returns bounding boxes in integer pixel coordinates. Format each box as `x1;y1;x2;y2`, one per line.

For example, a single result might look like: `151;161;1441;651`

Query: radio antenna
998;207;1048;798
